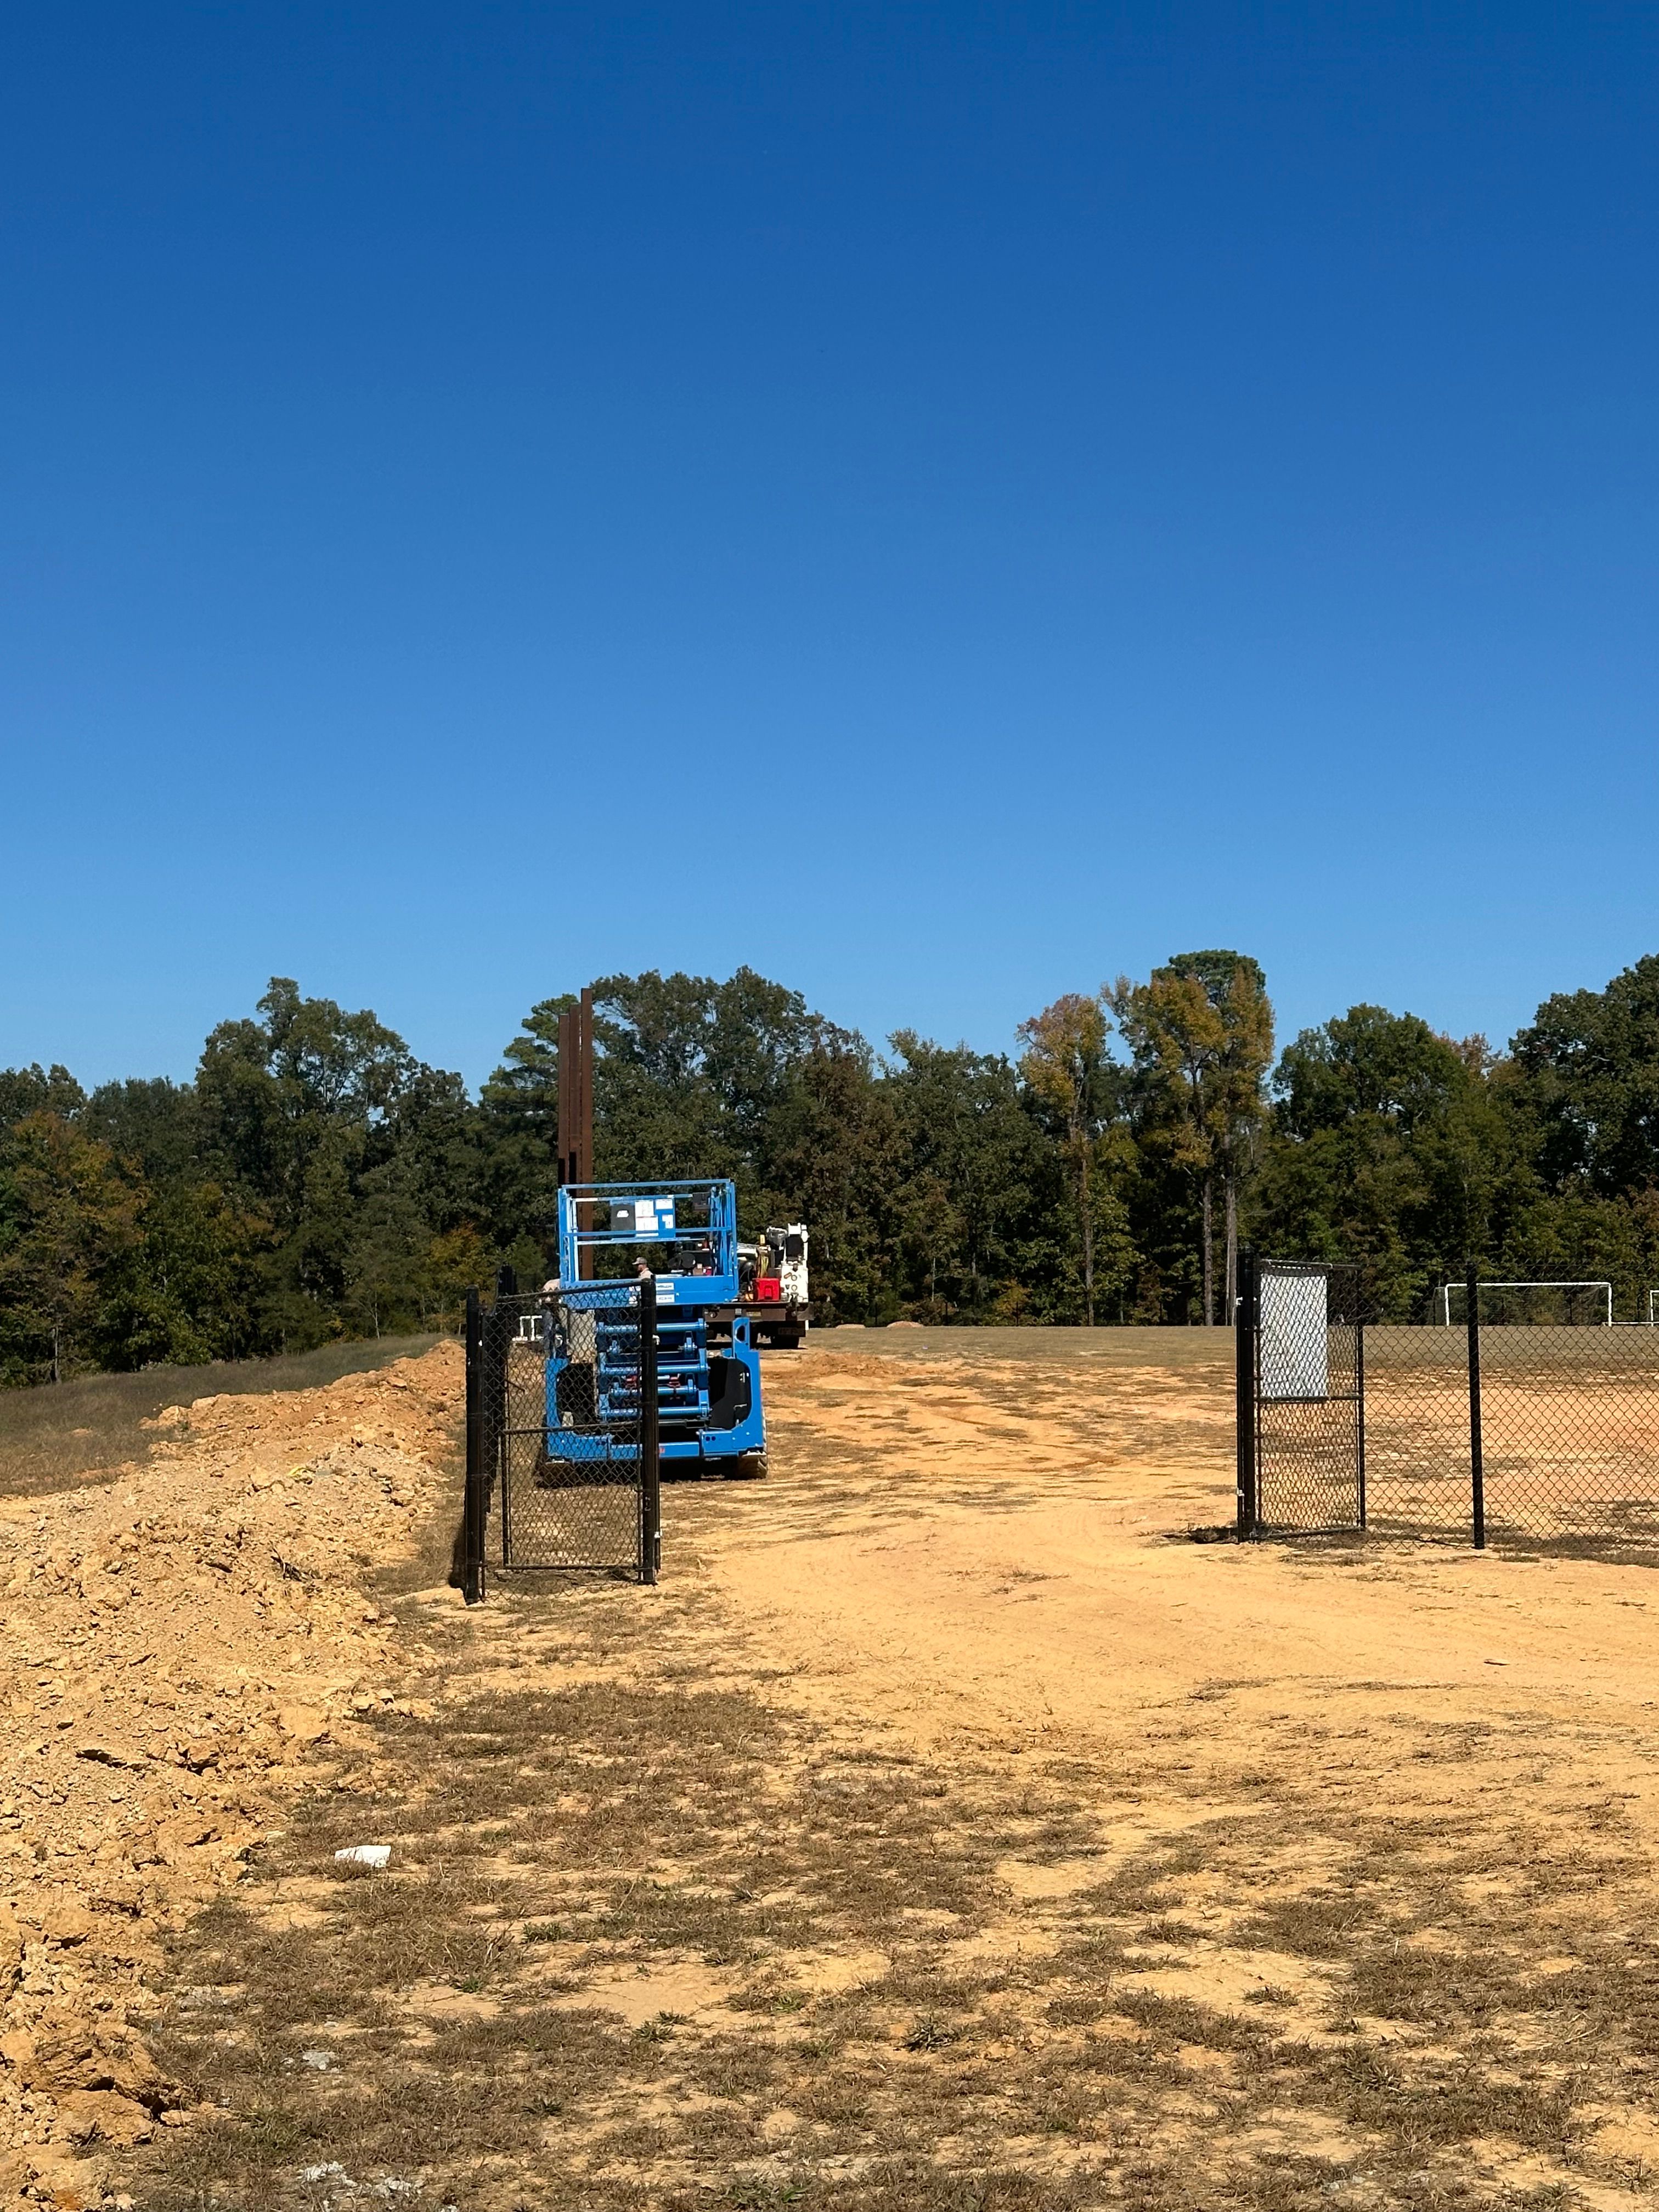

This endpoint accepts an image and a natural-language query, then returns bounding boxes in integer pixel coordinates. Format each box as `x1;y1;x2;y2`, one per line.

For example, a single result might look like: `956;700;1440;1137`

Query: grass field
0;1333;445;1497
99;1327;1659;2212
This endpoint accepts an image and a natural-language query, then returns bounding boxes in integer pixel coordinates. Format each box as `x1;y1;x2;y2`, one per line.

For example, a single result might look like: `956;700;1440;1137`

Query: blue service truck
544;1179;768;1478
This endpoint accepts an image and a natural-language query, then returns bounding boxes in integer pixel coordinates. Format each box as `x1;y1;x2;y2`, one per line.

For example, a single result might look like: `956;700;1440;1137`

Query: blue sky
4;3;1658;1089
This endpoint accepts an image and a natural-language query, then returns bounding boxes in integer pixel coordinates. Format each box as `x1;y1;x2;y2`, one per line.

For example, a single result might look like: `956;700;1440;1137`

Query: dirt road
9;1329;1659;2211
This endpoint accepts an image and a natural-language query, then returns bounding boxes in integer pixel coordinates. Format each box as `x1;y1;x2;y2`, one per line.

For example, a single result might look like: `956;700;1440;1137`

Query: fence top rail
1243;1257;1622;1330
1439;1280;1613;1327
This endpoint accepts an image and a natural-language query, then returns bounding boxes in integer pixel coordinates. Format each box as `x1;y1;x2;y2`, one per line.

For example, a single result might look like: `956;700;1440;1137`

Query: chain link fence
462;1280;661;1600
1358;1321;1476;1541
1239;1255;1659;1558
1237;1260;1364;1536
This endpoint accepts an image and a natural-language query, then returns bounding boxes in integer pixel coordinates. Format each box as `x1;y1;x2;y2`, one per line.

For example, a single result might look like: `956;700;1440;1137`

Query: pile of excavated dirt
0;1344;464;2208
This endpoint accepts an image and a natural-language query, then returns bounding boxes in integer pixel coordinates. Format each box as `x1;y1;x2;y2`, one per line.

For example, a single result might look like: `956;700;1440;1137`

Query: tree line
6;952;1659;1379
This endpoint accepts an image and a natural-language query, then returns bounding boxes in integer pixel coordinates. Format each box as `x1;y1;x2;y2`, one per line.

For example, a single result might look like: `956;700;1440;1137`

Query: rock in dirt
38;1901;99;1949
23;2023;168;2107
22;2143;103;2210
51;2091;154;2148
277;1703;329;1743
72;1740;140;1769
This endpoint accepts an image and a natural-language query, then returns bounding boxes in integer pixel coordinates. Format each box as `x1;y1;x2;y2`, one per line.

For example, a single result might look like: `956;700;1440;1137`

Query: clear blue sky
4;3;1658;1090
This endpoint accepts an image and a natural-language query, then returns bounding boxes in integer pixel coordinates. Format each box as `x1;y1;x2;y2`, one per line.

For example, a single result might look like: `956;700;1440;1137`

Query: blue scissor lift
545;1179;768;1477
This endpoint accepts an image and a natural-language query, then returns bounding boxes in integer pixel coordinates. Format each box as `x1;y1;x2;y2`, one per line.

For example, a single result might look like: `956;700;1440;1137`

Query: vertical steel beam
558;989;597;1278
556;1004;572;1185
577;985;595;1183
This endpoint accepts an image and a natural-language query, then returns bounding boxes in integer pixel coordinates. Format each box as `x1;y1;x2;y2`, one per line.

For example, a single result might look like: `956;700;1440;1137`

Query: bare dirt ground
8;1328;1659;2212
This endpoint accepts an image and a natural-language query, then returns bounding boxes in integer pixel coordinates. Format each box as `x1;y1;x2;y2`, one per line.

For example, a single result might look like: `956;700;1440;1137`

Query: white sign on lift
1259;1270;1329;1402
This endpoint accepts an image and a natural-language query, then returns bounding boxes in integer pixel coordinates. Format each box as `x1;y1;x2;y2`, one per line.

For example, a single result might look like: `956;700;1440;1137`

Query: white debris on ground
0;1344;462;2209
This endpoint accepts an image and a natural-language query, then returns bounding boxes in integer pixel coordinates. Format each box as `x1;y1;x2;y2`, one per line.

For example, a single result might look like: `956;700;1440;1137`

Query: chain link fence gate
1235;1259;1365;1537
462;1279;662;1601
1238;1254;1659;1558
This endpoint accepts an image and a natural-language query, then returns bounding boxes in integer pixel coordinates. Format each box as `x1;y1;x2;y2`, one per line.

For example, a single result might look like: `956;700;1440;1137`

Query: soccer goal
1441;1279;1614;1328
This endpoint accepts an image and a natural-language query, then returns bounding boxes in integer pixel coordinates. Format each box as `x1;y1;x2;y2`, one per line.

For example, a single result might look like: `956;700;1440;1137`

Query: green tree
478;997;567;1272
419;1224;495;1327
0;1065;86;1130
1167;952;1274;1313
766;1034;900;1323
1112;970;1224;1322
342;1167;431;1339
94;1181;268;1368
196;977;417;1234
1017;994;1118;1324
1511;955;1659;1195
488;969;844;1289
0;1113;142;1381
82;1077;200;1185
193;978;466;1348
1255;1005;1522;1315
1113;952;1273;1324
885;1034;1056;1319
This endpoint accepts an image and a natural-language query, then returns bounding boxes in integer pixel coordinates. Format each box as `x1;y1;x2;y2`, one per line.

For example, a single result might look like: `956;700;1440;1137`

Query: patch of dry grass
0;1335;444;1496
119;1584;1659;2212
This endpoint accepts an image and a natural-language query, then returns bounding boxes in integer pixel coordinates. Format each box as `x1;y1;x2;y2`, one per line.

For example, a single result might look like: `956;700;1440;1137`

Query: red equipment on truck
737;1223;812;1349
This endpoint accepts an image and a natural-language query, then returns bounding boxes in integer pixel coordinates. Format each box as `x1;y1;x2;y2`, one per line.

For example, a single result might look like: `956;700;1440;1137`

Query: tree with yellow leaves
1112;952;1274;1324
1017;992;1118;1324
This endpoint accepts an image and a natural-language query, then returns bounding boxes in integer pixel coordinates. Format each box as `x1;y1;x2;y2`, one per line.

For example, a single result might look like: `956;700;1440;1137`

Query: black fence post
1355;1298;1367;1531
1466;1257;1485;1550
639;1276;661;1585
482;1276;512;1568
1235;1248;1258;1541
464;1286;486;1604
